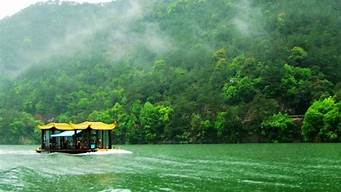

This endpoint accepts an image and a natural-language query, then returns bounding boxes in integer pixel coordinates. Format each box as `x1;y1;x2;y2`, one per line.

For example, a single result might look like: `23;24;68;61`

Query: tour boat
36;121;132;155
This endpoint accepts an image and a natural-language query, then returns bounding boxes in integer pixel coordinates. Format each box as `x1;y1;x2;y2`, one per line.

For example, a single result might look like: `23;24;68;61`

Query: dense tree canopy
0;0;340;144
302;97;340;142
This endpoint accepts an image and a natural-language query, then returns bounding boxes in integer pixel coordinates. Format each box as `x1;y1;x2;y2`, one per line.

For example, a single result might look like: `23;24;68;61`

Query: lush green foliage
0;0;340;144
302;97;340;142
261;113;298;142
0;111;40;144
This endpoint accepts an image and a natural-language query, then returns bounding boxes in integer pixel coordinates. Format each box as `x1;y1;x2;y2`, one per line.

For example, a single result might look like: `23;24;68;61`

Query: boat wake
0;150;38;156
73;149;133;156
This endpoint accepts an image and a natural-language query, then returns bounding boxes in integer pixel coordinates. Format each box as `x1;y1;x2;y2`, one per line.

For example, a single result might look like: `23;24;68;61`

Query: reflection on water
0;144;340;192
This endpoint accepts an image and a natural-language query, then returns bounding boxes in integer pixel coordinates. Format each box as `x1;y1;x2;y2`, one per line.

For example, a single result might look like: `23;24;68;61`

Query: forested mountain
0;0;340;144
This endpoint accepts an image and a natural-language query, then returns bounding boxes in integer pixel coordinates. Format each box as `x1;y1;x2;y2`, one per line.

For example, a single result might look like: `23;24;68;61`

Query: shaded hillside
0;0;340;144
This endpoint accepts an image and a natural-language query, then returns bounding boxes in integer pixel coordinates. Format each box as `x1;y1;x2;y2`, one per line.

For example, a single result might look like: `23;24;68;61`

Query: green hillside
0;0;340;144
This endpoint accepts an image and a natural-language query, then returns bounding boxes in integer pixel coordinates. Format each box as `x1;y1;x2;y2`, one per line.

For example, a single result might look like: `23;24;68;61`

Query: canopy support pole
96;130;99;148
102;131;104;149
109;130;112;149
88;128;91;149
41;129;45;149
74;129;77;149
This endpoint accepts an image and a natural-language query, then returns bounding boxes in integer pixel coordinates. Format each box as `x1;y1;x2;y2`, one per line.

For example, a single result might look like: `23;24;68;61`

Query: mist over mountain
0;0;340;144
0;0;165;76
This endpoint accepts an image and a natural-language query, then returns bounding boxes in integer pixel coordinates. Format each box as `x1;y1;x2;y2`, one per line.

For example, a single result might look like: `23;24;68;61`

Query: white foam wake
74;149;133;156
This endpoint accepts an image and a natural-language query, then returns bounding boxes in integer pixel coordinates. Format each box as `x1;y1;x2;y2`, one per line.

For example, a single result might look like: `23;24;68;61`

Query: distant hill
0;0;340;144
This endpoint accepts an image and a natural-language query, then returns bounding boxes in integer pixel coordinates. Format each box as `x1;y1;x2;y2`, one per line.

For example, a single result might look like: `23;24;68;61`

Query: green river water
0;144;340;192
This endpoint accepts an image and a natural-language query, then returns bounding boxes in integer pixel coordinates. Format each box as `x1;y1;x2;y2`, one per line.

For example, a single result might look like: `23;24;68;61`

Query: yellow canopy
38;122;116;131
71;122;116;130
38;123;74;130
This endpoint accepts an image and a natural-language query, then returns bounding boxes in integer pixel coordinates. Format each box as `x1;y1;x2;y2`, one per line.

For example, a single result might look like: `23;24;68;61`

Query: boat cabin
36;121;116;153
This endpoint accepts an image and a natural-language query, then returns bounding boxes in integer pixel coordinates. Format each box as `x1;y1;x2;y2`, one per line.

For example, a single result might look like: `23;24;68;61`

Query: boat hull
36;147;132;155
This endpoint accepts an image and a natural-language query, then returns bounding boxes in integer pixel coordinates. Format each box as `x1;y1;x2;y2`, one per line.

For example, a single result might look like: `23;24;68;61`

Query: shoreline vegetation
0;0;340;145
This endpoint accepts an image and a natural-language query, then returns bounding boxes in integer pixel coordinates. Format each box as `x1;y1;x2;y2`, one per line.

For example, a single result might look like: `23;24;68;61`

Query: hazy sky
0;0;112;20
